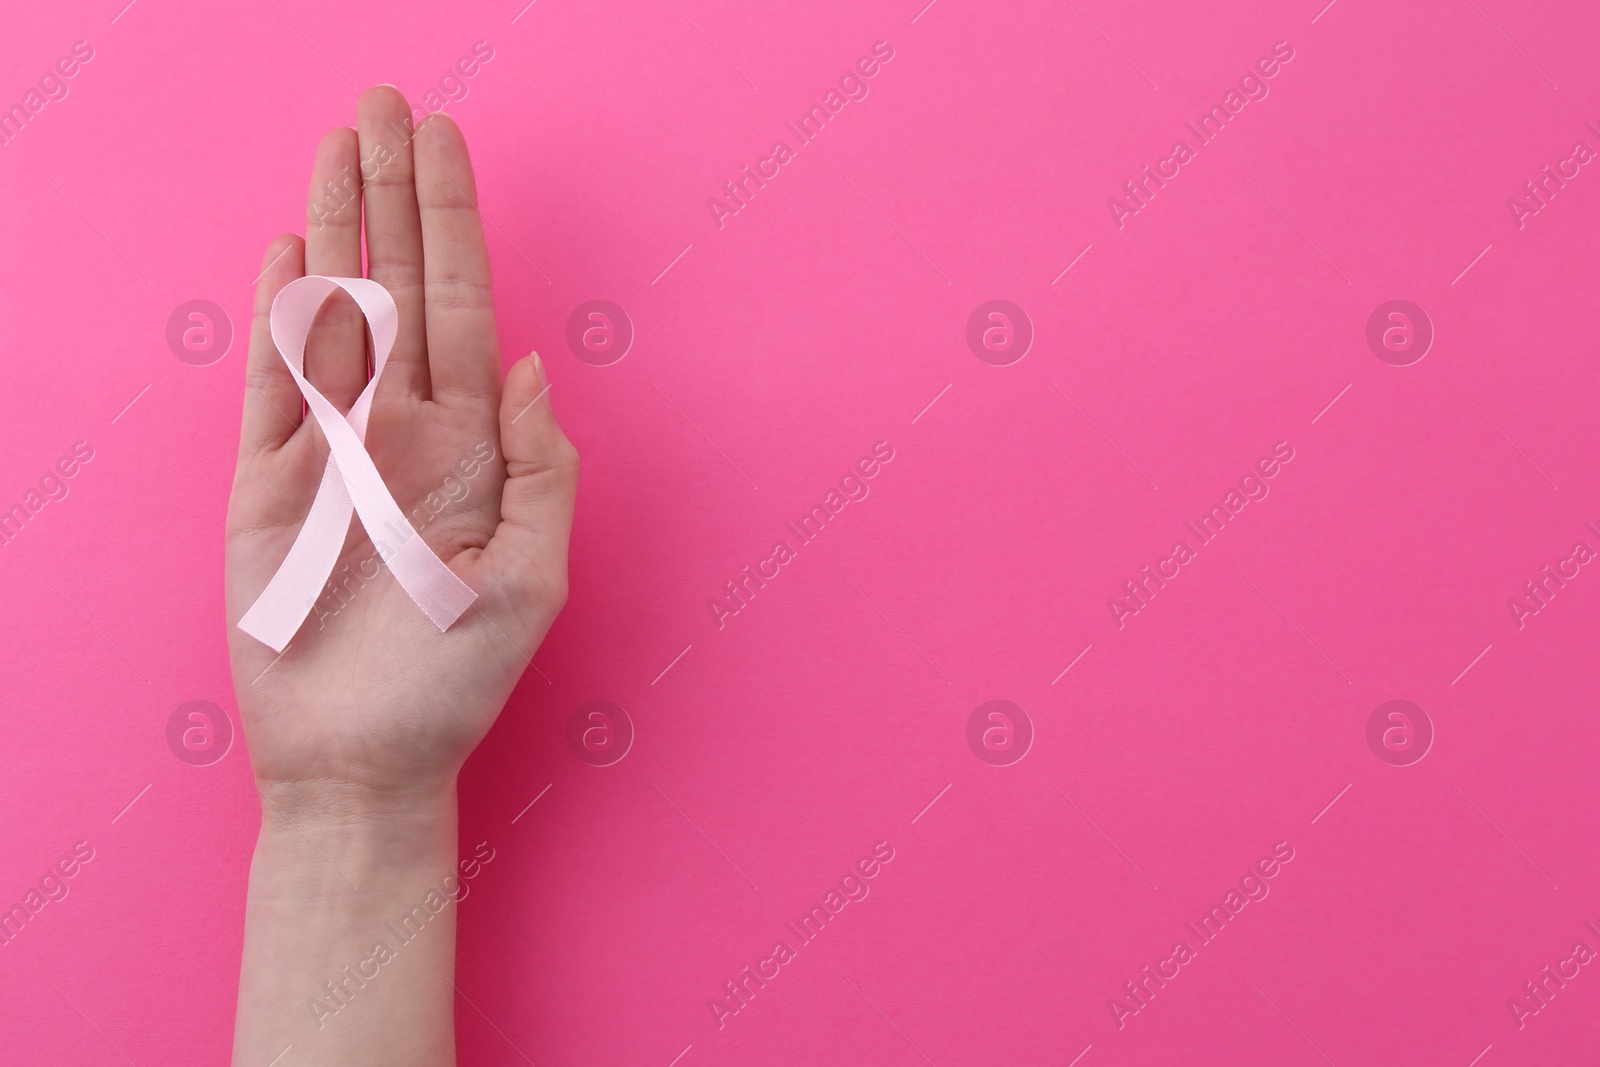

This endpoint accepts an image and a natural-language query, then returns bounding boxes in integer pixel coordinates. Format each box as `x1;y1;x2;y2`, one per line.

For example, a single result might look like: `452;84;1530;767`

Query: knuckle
507;435;580;483
366;250;426;288
306;199;360;231
245;361;289;396
362;163;415;189
417;182;477;213
556;438;581;476
427;276;495;313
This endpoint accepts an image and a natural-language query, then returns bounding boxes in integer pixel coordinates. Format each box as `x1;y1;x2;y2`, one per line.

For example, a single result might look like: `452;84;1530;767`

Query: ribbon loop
237;276;477;652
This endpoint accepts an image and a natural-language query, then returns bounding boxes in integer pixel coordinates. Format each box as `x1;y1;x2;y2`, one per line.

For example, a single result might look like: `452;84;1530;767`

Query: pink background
3;0;1600;1063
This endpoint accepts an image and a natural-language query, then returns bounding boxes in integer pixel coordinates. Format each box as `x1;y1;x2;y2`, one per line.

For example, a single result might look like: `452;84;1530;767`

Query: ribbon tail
237;455;356;653
387;535;479;631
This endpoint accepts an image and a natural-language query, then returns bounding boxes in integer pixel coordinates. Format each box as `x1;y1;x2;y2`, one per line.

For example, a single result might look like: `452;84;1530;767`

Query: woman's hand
225;86;576;819
227;87;575;1067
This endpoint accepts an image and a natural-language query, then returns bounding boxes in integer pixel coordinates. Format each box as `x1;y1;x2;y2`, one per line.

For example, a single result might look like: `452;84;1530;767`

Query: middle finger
356;86;430;404
303;126;369;413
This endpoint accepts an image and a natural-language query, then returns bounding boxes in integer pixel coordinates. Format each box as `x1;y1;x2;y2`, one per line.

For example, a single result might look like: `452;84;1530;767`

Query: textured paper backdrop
3;0;1600;1064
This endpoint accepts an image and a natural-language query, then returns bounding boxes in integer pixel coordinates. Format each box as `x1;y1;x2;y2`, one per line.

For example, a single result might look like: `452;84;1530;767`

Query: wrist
237;778;463;1066
255;773;459;829
250;783;459;910
252;776;458;894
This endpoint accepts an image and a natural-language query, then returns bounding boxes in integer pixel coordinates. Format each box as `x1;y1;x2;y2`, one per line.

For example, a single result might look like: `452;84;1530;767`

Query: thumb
482;352;579;620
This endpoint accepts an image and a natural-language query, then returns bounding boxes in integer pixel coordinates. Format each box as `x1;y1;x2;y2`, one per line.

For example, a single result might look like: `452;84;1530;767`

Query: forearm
232;783;461;1067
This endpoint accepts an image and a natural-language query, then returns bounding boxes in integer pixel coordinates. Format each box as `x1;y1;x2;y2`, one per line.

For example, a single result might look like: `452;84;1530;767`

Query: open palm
225;88;576;808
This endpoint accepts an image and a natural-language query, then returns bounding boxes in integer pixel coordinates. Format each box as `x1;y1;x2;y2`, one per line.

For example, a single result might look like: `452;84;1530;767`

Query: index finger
238;233;306;460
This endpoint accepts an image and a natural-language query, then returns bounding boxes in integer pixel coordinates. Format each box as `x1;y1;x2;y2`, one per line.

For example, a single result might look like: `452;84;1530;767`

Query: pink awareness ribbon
237;275;477;652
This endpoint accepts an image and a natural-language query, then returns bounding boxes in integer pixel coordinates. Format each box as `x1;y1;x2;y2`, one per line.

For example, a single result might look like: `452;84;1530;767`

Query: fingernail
531;350;544;379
